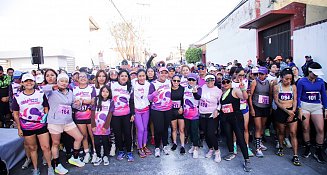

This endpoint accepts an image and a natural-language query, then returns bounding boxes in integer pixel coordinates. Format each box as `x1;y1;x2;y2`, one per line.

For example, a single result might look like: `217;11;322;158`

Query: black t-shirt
171;86;184;109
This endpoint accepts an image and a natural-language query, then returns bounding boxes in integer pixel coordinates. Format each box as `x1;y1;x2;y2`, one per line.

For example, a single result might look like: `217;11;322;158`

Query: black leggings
185;119;199;147
111;115;132;152
151;109;172;148
222;113;249;160
200;116;218;150
94;135;111;157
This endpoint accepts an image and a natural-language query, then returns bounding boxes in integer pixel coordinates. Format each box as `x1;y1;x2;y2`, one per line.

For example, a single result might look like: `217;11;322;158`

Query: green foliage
185;48;202;63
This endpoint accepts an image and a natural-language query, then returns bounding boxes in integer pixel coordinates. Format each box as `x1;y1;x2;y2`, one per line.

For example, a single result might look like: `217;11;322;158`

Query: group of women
10;60;327;175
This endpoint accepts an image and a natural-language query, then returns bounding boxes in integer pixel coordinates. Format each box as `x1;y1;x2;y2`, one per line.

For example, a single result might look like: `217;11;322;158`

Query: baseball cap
308;68;324;76
197;63;206;67
159;67;168;73
13;71;23;79
167;66;175;71
205;74;215;81
35;75;44;84
187;73;198;80
22;73;35;82
222;75;231;81
208;66;217;72
258;67;268;74
251;67;259;74
274;56;283;61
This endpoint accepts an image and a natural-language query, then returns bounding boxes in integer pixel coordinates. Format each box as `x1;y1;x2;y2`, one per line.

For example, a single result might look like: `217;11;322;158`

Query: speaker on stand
31;46;44;70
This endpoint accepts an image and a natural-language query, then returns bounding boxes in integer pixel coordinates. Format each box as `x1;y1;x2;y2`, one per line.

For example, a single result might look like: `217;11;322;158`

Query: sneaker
276;148;284;157
243;160;252;172
21;158;31;169
42;157;47;166
193;149;199;159
32;169;40;175
224;153;236;161
117;151;125;160
91;153;97;163
155;148;161;157
302;146;311;158
171;143;177;151
110;144;116;157
83;152;91;163
48;167;55;175
54;163;68;174
248;148;254;157
143;147;152;155
151;136;155;145
126;152;134;162
214;150;222;163
292;155;302;166
163;146;170;155
314;152;326;163
256;148;264;158
93;157;102;166
275;142;280;149
138;149;146;158
264;129;270;137
180;147;186;154
233;144;237;154
68;156;85;167
260;143;268;151
103;156;110;166
284;138;292;148
205;149;214;158
188;146;194;154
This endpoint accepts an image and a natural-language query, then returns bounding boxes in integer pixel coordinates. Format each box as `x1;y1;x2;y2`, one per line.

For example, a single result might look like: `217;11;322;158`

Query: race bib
306;92;320;101
58;105;71;117
222;104;234;113
199;100;208;108
279;93;292;101
258;95;269;104
172;100;181;109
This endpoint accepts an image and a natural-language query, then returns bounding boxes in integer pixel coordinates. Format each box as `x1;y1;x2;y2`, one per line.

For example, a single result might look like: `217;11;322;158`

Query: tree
185;47;202;63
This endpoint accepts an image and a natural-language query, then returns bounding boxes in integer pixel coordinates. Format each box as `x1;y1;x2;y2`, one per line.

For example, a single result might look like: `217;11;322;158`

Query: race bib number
172;101;181;108
258;95;269;104
279;93;292;101
306;92;320;101
222;104;234;113
200;100;208;108
58;105;71;116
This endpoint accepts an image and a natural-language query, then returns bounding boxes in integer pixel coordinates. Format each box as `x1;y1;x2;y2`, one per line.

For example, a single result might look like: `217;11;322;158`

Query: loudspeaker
31;47;44;64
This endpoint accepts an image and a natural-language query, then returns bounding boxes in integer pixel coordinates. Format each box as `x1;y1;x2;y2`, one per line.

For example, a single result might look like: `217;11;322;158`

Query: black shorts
275;107;298;124
253;106;270;117
171;109;184;120
22;126;48;136
74;119;91;124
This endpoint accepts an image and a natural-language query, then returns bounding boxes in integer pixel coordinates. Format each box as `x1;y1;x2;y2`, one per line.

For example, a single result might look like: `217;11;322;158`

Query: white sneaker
275;142;280;149
284;138;292;148
260;143;268;151
214;150;222;163
83;153;91;163
193;149;199;159
188;146;194;154
54;163;68;174
110;144;116;157
93;157;102;166
103;156;110;166
21;157;31;169
155;148;161;157
42;157;47;166
91;153;97;163
206;149;214;158
68;156;85;167
163;146;170;155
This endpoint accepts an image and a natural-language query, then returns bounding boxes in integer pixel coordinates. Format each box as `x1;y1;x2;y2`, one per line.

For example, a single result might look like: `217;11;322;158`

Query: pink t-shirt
199;85;222;114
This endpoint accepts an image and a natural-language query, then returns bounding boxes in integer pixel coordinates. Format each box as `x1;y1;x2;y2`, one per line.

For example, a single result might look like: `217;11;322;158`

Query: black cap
121;59;128;65
222;75;231;81
197;63;206;67
167;66;175;71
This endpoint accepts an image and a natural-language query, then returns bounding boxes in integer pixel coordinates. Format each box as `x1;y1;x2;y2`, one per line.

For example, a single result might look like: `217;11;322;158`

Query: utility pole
180;43;182;64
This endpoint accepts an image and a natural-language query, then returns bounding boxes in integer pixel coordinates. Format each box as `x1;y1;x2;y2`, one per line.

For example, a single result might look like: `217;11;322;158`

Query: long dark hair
44;69;58;84
279;67;294;85
95;85;112;111
146;67;157;82
118;69;132;93
95;70;108;89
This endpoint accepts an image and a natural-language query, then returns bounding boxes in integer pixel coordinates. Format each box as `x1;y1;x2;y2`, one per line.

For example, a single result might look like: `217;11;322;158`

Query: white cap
205;74;215;81
226;65;232;70
22;73;35;82
208;66;217;72
57;73;69;81
35;75;44;84
309;68;324;76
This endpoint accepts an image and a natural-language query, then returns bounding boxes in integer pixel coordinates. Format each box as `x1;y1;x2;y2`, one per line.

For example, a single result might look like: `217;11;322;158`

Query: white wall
293;21;327;79
206;0;257;66
9;57;62;72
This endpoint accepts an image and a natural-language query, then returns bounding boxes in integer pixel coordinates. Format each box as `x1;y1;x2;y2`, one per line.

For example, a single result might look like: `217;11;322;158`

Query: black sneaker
314;152;326;163
302;146;311;158
243;159;252;172
171;144;177;151
180;147;186;154
276;148;284;157
292;156;301;166
224;153;236;161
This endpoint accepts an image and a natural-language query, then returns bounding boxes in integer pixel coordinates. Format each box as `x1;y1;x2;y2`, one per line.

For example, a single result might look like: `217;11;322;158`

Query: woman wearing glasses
232;67;254;157
249;67;271;158
199;74;222;162
170;74;186;154
220;75;251;172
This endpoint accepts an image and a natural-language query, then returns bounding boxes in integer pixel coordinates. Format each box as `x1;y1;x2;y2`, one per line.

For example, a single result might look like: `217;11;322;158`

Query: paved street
11;138;327;175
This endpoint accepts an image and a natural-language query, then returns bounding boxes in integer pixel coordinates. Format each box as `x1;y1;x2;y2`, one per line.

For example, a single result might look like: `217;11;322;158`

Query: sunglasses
222;80;231;85
198;67;205;70
172;80;181;82
188;78;196;81
206;78;215;82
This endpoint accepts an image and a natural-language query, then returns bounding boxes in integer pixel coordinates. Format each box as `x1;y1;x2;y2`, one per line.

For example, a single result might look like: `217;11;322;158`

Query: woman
111;69;135;162
12;74;54;175
249;66;271;157
44;73;85;174
108;69;118;84
291;66;301;85
297;62;327;163
72;71;97;163
199;74;222;162
232;68;253;156
273;68;301;166
44;69;58;85
94;70;108;95
220;75;251;172
146;67;157;145
148;67;172;157
170;74;185;154
180;65;191;87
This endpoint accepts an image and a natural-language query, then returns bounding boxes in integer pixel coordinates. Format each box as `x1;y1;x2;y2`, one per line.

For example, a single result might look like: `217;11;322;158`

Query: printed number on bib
200;100;208;108
172;101;181;109
222;104;234;113
258;95;269;104
306;92;320;101
279;93;292;101
58;105;71;115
